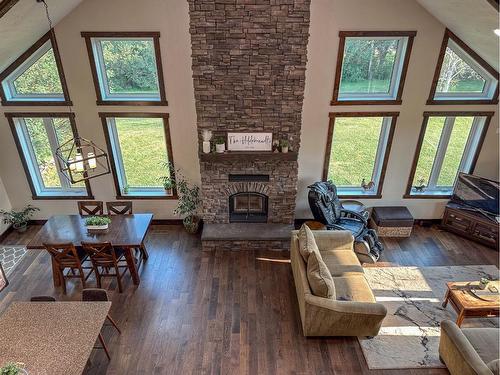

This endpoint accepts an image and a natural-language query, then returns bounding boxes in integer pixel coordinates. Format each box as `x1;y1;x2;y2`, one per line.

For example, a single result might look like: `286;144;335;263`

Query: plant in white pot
279;139;289;153
174;171;202;234
214;136;226;153
85;216;111;231
0;362;28;375
202;130;213;154
0;205;39;233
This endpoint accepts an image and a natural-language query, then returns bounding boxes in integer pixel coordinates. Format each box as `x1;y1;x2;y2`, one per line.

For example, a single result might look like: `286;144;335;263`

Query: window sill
116;193;177;200
337;189;381;199
1;100;73;106
331;99;402;106
96;99;168;106
32;194;94;200
403;191;451;199
426;98;498;105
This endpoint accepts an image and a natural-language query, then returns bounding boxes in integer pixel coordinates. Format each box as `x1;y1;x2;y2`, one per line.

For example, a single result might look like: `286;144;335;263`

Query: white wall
297;0;499;219
0;176;12;235
0;0;200;221
0;0;497;222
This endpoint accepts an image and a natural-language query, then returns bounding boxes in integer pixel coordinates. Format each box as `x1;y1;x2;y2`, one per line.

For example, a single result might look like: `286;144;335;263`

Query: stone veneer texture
188;0;311;224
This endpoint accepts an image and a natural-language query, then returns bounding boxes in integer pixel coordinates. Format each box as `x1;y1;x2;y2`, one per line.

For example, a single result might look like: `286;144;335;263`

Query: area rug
358;265;499;369
0;246;27;277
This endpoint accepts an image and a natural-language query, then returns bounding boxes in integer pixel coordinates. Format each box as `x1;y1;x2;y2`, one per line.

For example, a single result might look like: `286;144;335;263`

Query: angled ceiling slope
0;0;83;73
417;0;499;71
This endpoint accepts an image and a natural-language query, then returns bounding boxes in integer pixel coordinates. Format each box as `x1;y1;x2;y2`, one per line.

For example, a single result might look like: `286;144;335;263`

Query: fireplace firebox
229;192;268;223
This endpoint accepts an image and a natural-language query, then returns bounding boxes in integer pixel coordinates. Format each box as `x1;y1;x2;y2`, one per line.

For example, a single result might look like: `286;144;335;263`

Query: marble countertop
0;301;111;375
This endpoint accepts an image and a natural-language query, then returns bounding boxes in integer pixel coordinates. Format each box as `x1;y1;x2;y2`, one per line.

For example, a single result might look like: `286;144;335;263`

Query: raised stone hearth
188;0;311;250
202;223;292;251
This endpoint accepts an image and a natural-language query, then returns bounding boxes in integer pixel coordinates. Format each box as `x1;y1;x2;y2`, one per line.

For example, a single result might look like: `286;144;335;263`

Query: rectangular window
0;30;71;105
101;114;175;198
82;32;167;105
428;29;499;104
6;114;91;198
331;31;416;105
406;112;492;197
323;113;398;197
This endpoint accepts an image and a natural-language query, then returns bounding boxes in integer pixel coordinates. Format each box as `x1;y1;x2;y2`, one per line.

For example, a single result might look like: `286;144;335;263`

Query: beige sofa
290;229;387;337
439;320;499;375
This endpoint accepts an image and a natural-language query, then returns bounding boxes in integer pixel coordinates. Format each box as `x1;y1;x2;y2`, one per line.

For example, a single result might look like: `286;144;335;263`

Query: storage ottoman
370;206;414;237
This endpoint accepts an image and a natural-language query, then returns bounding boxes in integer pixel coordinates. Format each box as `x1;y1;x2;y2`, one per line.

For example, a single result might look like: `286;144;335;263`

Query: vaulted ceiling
417;0;499;71
0;0;83;72
0;0;498;74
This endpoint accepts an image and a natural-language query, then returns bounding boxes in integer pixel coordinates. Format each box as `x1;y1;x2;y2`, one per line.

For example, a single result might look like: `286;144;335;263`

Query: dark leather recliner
307;181;383;263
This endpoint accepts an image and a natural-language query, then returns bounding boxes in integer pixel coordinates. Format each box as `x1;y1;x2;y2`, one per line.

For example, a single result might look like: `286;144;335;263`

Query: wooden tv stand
441;203;499;249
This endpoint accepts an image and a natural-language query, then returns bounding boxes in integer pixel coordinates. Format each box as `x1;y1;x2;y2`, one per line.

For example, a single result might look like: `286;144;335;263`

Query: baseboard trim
27;219;183;226
0;225;13;242
294;218;442;228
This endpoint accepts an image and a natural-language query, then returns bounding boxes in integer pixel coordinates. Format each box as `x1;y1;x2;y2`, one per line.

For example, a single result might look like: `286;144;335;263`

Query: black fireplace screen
229;192;268;223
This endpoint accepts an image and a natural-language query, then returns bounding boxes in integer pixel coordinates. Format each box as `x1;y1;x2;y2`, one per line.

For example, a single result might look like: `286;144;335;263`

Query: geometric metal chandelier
35;1;110;184
55;136;110;184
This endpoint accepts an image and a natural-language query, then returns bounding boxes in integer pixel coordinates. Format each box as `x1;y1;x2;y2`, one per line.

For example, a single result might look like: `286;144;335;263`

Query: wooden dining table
0;301;111;375
27;214;153;286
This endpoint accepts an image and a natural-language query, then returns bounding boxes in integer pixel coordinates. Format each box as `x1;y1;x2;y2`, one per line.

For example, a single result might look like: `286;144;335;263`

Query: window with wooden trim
82;32;167;105
405;112;492;198
427;29;499;104
100;113;175;199
323;113;398;198
331;31;416;105
0;30;71;106
6;113;92;199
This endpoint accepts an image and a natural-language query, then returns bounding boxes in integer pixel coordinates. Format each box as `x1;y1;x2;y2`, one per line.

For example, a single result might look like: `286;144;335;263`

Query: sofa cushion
307;251;335;299
488;359;499;375
333;275;375;303
321;250;364;276
462;327;500;365
298;224;320;263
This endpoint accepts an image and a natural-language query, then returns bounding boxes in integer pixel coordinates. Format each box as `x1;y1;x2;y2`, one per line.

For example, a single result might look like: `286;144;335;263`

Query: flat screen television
451;173;499;216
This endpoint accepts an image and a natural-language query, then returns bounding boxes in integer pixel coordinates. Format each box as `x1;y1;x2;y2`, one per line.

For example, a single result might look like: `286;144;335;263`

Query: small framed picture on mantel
227;132;273;152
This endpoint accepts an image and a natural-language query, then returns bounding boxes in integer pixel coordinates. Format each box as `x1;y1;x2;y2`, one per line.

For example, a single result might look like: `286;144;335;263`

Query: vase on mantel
202;141;211;154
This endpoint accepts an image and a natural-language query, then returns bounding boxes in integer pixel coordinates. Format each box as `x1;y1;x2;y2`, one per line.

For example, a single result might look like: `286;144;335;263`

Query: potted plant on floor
0;362;28;375
174;171;201;234
85;216;112;231
159;161;176;196
0;205;39;233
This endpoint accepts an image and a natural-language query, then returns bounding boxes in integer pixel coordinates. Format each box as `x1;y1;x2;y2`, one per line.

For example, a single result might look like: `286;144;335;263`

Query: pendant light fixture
37;0;110;184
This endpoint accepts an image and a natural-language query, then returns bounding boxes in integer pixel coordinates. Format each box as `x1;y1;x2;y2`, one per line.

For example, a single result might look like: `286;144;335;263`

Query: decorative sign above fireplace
227;132;272;151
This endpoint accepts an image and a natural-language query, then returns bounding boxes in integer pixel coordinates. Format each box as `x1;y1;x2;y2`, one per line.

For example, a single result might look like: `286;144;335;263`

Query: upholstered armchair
308;181;383;262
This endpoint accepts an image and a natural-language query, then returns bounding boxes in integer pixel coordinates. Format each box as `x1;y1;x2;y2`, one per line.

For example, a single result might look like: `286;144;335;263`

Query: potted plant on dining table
85;216;112;231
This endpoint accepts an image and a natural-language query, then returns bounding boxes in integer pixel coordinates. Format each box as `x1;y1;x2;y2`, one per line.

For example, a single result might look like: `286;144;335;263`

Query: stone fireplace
188;0;311;250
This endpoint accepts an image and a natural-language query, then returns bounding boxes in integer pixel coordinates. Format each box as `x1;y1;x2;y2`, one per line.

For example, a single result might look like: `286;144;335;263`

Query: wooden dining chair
43;243;93;295
81;241;130;293
78;201;104;216
82;288;121;360
106;201;133;215
30;296;56;302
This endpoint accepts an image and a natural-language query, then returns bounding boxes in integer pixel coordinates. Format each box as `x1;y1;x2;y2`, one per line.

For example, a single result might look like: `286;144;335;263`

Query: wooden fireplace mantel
199;151;298;162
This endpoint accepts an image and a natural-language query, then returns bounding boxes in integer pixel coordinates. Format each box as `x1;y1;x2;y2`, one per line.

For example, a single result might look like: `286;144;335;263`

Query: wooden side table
303;220;326;230
442;281;500;326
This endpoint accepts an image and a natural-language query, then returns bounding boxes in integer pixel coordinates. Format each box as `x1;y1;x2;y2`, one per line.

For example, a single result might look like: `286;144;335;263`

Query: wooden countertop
0;302;111;375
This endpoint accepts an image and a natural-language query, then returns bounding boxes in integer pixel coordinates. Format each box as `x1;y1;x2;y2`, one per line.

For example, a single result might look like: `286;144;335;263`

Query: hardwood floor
0;224;498;375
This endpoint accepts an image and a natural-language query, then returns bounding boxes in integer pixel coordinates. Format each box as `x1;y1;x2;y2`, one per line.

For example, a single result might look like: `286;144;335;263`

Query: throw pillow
297;224;319;262
307;251;335;299
487;359;499;375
